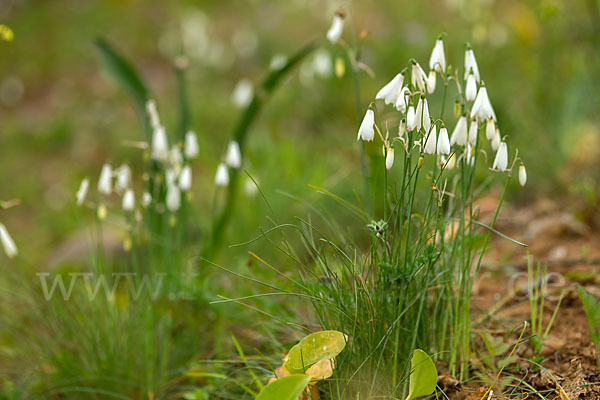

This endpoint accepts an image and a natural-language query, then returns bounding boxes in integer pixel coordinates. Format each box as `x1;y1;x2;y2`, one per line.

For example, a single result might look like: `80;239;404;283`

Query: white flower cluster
357;38;526;186
76;100;202;217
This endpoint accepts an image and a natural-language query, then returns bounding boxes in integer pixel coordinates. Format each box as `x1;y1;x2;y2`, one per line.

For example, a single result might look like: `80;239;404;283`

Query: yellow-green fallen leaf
255;374;310;400
283;330;347;374
406;349;437;400
305;358;335;381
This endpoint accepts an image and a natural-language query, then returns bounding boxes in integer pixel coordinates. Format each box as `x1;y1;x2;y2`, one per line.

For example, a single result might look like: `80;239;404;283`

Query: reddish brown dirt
439;197;600;399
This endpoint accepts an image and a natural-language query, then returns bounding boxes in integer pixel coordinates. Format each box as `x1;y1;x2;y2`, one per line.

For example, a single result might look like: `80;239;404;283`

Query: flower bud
326;11;345;43
225;141;242;168
519;164;527;187
492;142;508;171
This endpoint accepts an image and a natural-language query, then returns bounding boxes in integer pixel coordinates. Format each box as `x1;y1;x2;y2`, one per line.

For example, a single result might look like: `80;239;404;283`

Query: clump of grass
220;12;529;398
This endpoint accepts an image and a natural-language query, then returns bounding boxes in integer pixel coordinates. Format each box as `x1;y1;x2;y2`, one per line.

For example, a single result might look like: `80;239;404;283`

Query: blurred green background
1;0;600;397
1;0;599;266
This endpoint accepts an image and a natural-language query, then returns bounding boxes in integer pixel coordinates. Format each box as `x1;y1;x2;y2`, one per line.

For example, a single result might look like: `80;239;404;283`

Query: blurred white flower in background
76;178;89;206
98;163;113;196
231;78;254;108
215;163;229;187
225;141;242;168
0;223;18;259
326;10;345;43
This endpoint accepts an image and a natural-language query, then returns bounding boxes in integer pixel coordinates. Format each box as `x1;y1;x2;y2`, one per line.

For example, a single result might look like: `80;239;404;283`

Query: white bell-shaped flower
215;163;229;187
122;189;135;211
492;142;508;171
411;62;427;92
468;120;478;146
519;164;527;187
142;192;152;208
486;119;495;141
415;97;431;132
427;71;436;94
398;118;407;138
0;223;18;259
394;86;410;113
357;109;375;141
385;147;395;170
151;125;169;162
116;164;131;192
464;48;480;82
166;184;181;212
225;141;242;168
406;106;416;131
438;127;450;155
184;130;199;159
465;73;477;102
376;73;404;105
450;116;468;146
429;39;446;73
424;126;437;155
98;163;113;196
231;78;254;108
179;165;192;191
170;146;183;166
76;178;89;206
471;86;496;121
326;11;345;43
491;129;501;151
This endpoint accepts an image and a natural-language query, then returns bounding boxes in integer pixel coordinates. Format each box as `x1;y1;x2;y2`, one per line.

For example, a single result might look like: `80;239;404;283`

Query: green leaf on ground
406;349;437;400
255;374;310;400
283;330;348;374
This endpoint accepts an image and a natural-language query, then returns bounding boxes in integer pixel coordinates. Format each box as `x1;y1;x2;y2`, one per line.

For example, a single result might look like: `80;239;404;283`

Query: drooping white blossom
468;120;478;146
485;119;495;141
326;11;345;43
215;163;229;187
385;147;395;170
450;116;468;146
438;127;450;155
429;39;446;73
376;73;405;105
185;130;200;159
411;62;427;92
394;86;410;113
465;73;477;102
492;142;508;171
491;129;501;151
357;109;375;141
122;189;135;211
142;192;152;208
179;165;192;191
415;97;431;132
170;146;183;166
225;141;242;168
116;164;131;192
231;78;254;108
471;86;496;121
406;106;416;131
166;184;181;212
424;126;437;155
0;223;18;259
398;118;407;138
76;178;89;206
151;125;169;162
464;47;480;82
98;163;113;195
427;71;436;94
